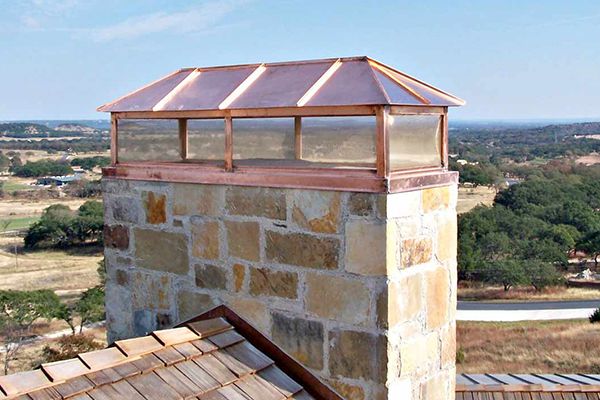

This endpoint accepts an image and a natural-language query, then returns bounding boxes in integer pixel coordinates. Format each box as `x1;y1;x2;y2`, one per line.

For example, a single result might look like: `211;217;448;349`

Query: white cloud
92;1;245;42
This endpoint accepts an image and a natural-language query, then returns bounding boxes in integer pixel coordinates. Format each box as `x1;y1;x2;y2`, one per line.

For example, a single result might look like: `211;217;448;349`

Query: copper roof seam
152;68;202;111
96;68;187;112
368;63;391;104
368;60;430;105
296;59;342;107
218;64;267;110
366;57;466;105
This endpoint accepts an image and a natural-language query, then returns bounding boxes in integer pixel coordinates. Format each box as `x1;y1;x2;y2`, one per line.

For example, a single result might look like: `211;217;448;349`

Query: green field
0;216;39;231
1;180;34;192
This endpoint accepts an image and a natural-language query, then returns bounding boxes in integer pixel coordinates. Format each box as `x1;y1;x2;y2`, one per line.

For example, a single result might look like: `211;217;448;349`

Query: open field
0;216;39;231
457;186;496;214
457;319;600;373
0;198;89;218
577;153;600;165
458;284;600;302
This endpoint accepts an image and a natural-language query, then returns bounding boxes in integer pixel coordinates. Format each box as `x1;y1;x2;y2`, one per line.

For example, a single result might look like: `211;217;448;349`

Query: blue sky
0;0;599;121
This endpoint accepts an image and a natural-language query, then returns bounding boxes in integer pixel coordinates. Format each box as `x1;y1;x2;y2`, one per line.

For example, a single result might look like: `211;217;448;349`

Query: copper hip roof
97;56;465;113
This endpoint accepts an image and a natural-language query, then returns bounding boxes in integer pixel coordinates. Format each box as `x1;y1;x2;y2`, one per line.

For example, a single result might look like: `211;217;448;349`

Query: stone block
329;329;387;383
195;264;227;290
156;313;172;330
440;324;456;368
110;196;140;224
226;186;286;220
436;213;457;262
191;220;220;260
227;297;270;333
401;237;433;268
133;309;156;337
105;283;132;343
386;191;421;218
399;332;438;376
306;274;369;325
345;220;386;276
271;312;324;370
172;184;224;217
225;220;260;261
177;290;215;322
422;186;451;213
232;263;245;292
348;193;373;217
327;380;365;400
249;267;298;299
426;267;450;330
104;225;129;250
421;373;449;400
115;269;129;286
389;273;423;327
134;229;189;275
131;271;172;310
143;191;167;224
265;230;339;270
291;191;341;233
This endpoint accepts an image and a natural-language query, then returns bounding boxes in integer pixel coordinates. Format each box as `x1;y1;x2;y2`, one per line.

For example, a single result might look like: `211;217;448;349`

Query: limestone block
226;186;286;220
130;271;172;310
422;186;451;213
104;225;129;251
436;213;457;262
225;220;260;262
173;184;224;216
345;220;386;276
401;237;433;268
177;290;215;322
134;229;189;275
388;273;424;327
426;267;450;330
191;220;220;260
306;274;369;325
399;332;438;376
227;296;270;333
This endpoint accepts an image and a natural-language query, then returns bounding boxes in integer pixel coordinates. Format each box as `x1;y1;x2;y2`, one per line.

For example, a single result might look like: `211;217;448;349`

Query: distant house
35;175;80;186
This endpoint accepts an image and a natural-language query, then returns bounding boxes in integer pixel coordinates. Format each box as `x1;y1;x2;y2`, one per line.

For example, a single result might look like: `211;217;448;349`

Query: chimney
100;57;462;399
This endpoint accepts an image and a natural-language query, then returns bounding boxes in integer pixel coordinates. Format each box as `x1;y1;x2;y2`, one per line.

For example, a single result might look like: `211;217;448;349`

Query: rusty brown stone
421;186;451;213
265;230;339;270
177;290;215;322
232;263;245;292
249;267;298;299
291;191;341;233
104;225;129;250
143;191;167;224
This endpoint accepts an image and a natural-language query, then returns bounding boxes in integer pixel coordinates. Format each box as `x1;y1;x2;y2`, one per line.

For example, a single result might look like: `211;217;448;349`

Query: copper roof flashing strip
297;59;342;107
219;64;267;110
369;60;430;105
153;69;202;111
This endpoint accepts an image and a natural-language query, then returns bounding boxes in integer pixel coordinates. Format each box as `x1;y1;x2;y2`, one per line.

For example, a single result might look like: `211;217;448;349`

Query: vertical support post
178;118;188;161
110;113;118;165
294;116;302;160
376;106;390;178
224;113;233;172
441;107;449;168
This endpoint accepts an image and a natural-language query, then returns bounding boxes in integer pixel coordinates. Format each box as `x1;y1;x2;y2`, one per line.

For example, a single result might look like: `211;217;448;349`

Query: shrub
456;348;466;364
590;308;600;324
41;334;103;363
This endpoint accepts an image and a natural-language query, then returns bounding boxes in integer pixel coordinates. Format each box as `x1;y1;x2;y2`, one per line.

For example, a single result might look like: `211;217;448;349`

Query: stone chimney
100;56;462;399
103;181;457;399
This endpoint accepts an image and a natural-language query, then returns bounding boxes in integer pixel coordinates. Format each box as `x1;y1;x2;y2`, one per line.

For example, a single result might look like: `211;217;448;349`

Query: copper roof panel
372;69;423;106
160;66;257;111
229;62;334;109
99;69;193;112
385;67;464;106
304;60;388;107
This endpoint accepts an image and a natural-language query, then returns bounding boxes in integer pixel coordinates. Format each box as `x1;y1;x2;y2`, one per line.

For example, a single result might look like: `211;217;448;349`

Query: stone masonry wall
103;178;457;400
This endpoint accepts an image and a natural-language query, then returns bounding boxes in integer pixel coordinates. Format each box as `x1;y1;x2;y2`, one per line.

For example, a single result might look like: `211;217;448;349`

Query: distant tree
480;260;526;291
0;290;64;374
74;287;105;333
70;156;110;171
522;260;564;291
577;231;600;267
11;159;73;178
0;153;10;172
